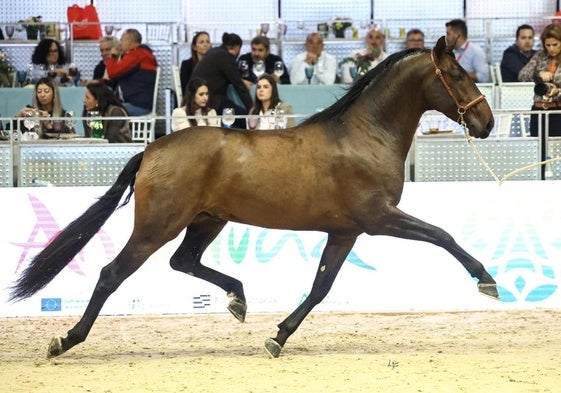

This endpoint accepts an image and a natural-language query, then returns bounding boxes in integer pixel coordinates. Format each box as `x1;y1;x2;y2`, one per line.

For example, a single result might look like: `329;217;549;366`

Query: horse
10;37;497;359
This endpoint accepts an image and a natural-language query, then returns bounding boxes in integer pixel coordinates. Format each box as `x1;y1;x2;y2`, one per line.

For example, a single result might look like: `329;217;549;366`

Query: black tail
10;152;145;301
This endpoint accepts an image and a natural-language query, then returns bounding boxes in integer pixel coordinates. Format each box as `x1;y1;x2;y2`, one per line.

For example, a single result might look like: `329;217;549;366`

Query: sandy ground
0;309;559;393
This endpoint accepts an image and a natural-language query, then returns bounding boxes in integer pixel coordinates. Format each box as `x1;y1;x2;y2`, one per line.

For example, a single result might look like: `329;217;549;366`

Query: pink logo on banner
12;194;116;275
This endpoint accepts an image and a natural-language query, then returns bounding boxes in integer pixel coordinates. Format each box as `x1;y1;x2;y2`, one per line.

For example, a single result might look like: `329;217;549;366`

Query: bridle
430;49;485;126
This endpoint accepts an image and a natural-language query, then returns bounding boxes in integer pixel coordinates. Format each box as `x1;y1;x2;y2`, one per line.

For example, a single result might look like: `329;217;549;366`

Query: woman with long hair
519;23;561;137
82;82;132;142
190;32;253;128
171;77;219;131
179;31;211;95
248;74;295;130
14;76;75;138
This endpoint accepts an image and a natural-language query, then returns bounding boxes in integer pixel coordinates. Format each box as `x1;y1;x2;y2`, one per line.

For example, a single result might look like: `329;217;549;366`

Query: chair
146;23;172;43
172;65;183;107
129;118;153;145
130;66;160;144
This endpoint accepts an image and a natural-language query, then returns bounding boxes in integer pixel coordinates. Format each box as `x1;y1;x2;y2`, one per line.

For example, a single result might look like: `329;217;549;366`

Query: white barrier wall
1;181;561;318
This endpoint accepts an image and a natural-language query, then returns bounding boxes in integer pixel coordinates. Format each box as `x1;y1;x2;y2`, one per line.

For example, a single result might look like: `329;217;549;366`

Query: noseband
430;50;485;124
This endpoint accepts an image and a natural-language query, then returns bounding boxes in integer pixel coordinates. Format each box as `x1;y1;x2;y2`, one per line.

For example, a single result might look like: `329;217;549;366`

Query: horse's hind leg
265;234;356;358
374;206;498;299
47;239;157;358
170;215;247;322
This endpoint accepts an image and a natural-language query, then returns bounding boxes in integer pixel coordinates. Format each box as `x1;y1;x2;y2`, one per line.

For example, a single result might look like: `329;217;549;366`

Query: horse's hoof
264;338;282;358
478;283;499;300
227;297;247;323
47;337;64;358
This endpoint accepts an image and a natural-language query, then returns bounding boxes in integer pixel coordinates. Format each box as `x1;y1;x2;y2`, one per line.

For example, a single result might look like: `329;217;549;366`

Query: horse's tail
10;151;145;302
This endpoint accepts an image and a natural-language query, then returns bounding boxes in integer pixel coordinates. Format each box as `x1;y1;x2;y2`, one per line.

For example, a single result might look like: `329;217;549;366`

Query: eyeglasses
48;49;59;54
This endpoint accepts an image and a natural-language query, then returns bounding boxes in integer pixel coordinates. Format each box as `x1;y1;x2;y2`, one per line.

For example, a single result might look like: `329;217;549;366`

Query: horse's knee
169;255;195;274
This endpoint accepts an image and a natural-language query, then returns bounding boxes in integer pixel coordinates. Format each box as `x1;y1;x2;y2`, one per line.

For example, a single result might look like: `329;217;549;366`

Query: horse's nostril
486;119;494;132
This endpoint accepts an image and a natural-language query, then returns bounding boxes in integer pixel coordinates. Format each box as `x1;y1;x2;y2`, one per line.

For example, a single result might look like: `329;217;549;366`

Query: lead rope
459;114;561;184
430;49;561;184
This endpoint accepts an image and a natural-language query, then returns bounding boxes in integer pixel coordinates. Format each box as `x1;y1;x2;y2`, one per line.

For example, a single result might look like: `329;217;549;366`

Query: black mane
302;48;425;125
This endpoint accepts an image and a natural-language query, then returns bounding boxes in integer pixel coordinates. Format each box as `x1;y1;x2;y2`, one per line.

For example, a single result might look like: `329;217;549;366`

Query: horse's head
428;37;494;139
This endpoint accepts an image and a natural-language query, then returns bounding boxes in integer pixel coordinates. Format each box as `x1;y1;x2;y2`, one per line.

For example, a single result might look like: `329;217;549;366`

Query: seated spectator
91;36;119;89
340;28;388;84
104;28;158;116
82;82;132;143
500;24;537;83
190;32;253;128
180;31;212;96
13;77;75;138
405;28;425;49
248;74;295;130
519;24;561;137
238;36;290;86
171;77;220;131
290;33;337;85
445;19;490;83
31;38;80;87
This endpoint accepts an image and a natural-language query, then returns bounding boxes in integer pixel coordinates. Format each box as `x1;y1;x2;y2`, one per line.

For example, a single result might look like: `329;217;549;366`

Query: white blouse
171;107;219;131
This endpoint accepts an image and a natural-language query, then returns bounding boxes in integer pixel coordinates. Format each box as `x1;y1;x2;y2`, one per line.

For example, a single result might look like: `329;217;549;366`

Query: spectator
92;36;119;88
82;82;132;143
237;35;290;86
445;19;490;82
290;33;337;85
190;32;253;127
171;77;219;131
519;24;561;137
500;24;537;82
248;74;295;130
405;28;425;49
13;77;75;138
180;31;211;96
105;28;158;116
340;28;388;84
31;38;80;87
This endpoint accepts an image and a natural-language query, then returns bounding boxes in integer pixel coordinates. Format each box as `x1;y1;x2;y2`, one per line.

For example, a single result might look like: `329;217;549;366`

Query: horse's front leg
265;234;356;358
169;216;247;322
374;206;498;299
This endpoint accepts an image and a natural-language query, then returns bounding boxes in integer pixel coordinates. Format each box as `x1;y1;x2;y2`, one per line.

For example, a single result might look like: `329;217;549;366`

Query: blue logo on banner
41;298;61;312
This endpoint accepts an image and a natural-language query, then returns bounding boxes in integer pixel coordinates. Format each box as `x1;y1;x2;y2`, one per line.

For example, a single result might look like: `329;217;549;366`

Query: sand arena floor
0;309;559;393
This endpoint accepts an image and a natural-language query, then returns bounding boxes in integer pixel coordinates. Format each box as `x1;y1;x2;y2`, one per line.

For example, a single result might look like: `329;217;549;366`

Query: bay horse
10;37;497;359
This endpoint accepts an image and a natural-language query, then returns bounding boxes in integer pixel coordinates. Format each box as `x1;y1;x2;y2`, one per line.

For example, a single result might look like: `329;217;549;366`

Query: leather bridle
430;49;485;125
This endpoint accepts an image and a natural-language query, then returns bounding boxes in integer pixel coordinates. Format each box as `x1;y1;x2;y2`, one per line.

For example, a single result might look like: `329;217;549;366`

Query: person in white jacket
290;33;337;85
340;27;388;84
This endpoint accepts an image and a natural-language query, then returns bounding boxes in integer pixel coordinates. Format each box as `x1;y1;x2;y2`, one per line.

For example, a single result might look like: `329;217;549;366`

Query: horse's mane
301;48;426;125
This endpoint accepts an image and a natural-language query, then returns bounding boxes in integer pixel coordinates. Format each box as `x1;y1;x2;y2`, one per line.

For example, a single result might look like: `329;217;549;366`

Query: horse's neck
342;56;432;157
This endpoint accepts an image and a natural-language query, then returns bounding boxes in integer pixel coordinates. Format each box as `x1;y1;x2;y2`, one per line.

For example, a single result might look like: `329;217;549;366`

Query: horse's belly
208;194;355;232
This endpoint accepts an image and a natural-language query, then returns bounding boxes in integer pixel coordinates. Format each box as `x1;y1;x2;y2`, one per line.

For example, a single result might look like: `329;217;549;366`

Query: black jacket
191;46;253;111
500;44;537;83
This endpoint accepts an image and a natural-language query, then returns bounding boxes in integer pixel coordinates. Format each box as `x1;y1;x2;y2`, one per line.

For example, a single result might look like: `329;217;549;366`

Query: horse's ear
434;36;446;58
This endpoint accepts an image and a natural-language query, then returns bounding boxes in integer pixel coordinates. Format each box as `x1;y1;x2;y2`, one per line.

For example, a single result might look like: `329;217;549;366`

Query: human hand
539;71;554;82
305;52;318;65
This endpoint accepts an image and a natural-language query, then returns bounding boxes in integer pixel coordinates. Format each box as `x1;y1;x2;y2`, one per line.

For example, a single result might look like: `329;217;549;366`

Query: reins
430;49;561;184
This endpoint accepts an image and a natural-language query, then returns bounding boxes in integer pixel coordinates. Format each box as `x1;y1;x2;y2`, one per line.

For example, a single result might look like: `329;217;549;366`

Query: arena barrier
1;181;560;317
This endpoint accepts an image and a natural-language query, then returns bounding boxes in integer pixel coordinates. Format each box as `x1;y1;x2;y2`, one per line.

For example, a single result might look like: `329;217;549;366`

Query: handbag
67;4;102;40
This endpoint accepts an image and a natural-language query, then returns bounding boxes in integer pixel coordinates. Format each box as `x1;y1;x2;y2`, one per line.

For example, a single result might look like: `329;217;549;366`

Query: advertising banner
1;181;560;317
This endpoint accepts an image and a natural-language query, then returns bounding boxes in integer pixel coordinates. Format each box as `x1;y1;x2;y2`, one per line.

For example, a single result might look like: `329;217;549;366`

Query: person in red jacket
104;28;158;116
